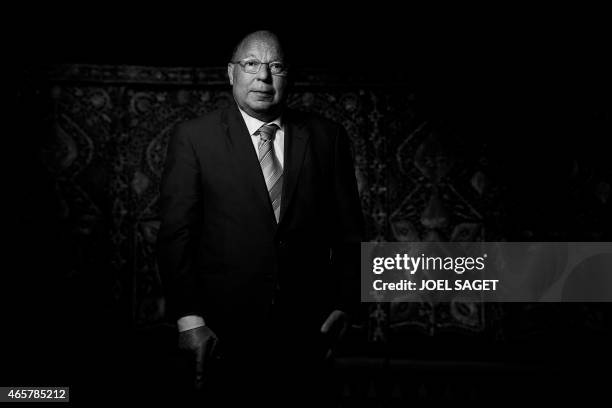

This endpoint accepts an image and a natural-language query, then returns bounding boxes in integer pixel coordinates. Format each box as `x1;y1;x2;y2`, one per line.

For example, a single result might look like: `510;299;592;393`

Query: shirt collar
237;105;282;136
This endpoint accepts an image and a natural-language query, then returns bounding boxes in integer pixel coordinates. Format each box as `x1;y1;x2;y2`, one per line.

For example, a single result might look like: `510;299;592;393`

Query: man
157;30;363;405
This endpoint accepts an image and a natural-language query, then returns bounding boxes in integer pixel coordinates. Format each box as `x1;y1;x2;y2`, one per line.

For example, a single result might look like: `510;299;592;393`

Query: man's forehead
236;37;284;59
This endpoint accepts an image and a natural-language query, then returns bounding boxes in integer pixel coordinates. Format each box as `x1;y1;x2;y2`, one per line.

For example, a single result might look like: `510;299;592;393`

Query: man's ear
227;63;234;86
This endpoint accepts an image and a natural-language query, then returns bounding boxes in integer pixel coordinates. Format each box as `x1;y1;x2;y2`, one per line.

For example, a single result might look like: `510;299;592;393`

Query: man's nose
256;63;272;81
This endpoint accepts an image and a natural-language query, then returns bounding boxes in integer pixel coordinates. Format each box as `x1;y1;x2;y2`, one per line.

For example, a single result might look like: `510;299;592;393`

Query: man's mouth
251;89;274;95
251;90;275;100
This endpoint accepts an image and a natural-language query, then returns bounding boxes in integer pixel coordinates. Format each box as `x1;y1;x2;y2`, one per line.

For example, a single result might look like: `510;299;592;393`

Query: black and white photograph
7;6;611;406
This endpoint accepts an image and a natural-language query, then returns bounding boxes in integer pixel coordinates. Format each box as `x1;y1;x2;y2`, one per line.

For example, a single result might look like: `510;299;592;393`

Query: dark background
7;6;612;405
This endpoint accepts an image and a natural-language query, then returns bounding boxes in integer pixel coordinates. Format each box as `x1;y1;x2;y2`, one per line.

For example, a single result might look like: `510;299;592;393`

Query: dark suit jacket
157;103;363;338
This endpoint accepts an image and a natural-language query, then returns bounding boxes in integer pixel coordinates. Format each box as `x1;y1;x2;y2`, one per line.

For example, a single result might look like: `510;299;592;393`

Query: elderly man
157;30;363;405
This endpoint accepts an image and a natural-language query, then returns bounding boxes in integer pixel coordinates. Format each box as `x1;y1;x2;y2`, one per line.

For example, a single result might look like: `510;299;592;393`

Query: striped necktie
257;123;282;222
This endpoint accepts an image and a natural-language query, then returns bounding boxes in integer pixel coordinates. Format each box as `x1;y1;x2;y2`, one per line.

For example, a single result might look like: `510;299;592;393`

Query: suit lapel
222;105;277;225
279;110;309;224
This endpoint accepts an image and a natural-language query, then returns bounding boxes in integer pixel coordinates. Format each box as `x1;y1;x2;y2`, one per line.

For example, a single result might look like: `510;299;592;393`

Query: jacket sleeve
330;125;365;317
157;123;203;322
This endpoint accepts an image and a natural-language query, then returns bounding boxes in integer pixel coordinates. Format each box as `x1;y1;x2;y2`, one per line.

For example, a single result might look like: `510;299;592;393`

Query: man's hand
178;326;219;390
320;310;349;360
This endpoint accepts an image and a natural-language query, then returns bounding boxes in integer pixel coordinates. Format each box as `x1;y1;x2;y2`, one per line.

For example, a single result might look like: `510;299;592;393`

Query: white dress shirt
177;106;285;332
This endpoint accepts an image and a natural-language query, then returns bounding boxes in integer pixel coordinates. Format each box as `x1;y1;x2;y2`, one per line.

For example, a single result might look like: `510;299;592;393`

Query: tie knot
257;123;279;142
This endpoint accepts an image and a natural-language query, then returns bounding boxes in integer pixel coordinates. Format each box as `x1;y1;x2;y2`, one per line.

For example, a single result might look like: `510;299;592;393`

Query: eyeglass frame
230;58;289;76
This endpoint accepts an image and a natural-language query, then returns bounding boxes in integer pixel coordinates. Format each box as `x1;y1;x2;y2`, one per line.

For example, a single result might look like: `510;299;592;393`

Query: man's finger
321;310;348;334
320;314;336;333
205;335;219;361
194;342;206;390
321;320;331;333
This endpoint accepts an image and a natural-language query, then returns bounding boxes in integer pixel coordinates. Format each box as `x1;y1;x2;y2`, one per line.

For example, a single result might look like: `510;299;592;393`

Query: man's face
228;37;288;120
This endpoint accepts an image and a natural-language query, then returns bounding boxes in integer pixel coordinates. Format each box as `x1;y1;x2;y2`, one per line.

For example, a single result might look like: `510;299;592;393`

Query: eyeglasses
231;59;289;76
